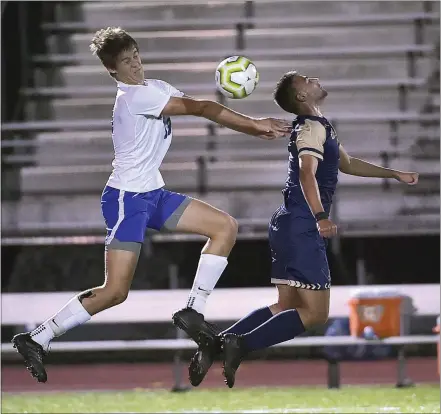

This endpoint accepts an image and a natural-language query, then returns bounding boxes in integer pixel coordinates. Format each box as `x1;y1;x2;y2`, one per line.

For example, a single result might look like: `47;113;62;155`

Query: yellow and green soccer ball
215;56;259;99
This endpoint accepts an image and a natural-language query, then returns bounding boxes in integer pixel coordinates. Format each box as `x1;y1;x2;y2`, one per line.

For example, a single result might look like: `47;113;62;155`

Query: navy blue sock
242;309;305;352
222;306;273;335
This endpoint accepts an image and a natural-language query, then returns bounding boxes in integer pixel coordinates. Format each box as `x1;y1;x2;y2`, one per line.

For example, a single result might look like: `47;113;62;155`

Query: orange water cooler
348;289;410;338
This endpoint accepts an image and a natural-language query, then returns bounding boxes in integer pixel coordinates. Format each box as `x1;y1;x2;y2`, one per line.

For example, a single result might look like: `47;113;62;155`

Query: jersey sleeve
166;83;185;98
129;83;172;118
295;119;327;161
156;79;185;98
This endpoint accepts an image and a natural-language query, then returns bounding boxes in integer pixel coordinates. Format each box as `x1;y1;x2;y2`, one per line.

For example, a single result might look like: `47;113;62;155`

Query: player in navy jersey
188;71;419;388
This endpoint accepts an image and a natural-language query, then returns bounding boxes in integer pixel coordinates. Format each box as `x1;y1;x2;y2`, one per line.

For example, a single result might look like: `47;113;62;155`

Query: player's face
112;47;144;84
293;75;327;101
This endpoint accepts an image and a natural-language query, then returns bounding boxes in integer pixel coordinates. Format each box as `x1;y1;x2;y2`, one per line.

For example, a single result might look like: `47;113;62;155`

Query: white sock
30;296;91;352
186;254;228;314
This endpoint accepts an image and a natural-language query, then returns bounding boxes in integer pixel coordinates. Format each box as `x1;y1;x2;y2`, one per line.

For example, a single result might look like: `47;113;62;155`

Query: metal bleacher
1;0;440;240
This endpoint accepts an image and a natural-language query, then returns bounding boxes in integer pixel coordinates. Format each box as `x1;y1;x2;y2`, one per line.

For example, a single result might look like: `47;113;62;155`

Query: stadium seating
40;10;440;33
1;0;439;237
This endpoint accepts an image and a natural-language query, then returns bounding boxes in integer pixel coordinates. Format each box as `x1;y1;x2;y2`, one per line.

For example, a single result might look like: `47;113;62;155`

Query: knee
299;308;329;328
106;288;129;307
216;214;238;243
275;301;297;313
311;309;329;326
273;301;328;328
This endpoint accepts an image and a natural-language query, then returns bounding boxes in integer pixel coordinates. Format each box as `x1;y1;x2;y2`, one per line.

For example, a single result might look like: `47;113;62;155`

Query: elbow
339;165;352;175
339;159;352;174
198;100;218;118
196;100;209;117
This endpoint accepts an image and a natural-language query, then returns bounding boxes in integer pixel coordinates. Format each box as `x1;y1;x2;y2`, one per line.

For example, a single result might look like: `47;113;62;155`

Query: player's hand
317;218;338;238
255;118;292;140
394;171;419;186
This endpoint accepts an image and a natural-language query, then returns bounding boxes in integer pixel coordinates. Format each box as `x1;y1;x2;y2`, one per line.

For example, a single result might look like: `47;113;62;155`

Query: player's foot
12;333;48;383
172;307;218;344
221;333;247;388
188;332;222;386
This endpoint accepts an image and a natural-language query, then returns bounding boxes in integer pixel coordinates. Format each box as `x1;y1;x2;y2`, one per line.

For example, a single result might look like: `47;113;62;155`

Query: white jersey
106;79;184;193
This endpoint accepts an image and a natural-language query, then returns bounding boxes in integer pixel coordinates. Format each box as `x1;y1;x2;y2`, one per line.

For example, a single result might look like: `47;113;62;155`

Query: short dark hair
90;27;138;72
273;71;298;114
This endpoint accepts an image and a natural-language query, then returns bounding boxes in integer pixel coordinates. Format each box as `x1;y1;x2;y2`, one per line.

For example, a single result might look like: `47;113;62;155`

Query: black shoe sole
222;365;236;389
12;338;47;383
189;353;212;387
222;336;245;389
189;331;221;387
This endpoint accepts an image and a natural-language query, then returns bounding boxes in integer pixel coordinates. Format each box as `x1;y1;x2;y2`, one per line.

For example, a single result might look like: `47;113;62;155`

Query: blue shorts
101;186;191;246
268;205;331;290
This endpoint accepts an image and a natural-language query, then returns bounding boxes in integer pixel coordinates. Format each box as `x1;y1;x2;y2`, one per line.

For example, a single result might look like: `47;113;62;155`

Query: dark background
2;235;440;293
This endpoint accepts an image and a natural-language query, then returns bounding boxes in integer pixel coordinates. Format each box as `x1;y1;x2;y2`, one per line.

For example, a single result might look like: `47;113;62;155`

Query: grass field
2;385;440;413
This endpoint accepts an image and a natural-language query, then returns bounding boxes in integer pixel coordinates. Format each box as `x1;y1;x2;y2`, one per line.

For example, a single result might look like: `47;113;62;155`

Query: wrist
314;211;329;222
252;118;266;135
391;170;400;180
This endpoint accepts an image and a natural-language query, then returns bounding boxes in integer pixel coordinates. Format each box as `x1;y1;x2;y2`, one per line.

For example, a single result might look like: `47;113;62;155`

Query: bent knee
298;308;329;328
215;214;238;241
105;288;129;307
312;311;329;326
273;303;328;328
276;301;297;313
227;215;239;237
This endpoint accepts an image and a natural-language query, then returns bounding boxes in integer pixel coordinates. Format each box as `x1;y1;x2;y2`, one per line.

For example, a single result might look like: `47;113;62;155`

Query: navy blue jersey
284;115;340;215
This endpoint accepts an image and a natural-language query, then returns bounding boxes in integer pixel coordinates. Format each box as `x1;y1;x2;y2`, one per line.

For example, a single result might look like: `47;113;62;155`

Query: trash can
348;288;403;338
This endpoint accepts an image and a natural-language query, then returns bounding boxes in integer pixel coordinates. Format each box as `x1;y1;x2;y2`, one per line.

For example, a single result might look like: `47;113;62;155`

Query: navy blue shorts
101;186;191;246
268;205;331;290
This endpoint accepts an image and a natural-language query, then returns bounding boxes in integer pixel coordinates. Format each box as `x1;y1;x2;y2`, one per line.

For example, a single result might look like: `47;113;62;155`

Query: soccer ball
215;56;259;99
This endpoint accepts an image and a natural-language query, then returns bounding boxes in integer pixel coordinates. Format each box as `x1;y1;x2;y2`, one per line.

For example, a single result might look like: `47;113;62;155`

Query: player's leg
172;199;238;345
174;198;237;311
222;286;329;388
188;287;303;387
76;247;138;315
222;213;331;387
145;190;236;343
221;274;305;334
231;285;329;352
187;206;286;386
221;206;305;336
12;246;140;384
12;187;146;383
224;285;329;352
149;192;237;340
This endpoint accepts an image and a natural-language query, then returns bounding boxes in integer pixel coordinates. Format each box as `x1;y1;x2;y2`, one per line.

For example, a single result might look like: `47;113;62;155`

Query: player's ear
106;65;117;75
107;67;118;79
296;91;307;102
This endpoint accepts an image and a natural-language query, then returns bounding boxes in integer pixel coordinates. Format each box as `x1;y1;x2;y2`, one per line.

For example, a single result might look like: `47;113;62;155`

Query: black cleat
12;333;48;383
188;332;222;387
222;333;247;389
172;307;219;344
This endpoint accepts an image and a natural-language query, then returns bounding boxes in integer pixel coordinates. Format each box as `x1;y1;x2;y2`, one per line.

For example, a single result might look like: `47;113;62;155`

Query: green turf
2;385;440;413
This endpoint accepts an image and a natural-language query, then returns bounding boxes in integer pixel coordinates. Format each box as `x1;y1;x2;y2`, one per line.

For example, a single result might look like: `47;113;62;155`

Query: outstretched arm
162;96;292;139
129;83;291;139
338;145;419;185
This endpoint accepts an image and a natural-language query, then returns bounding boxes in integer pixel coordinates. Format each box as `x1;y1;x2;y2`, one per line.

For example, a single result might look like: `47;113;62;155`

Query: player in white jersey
11;27;292;383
